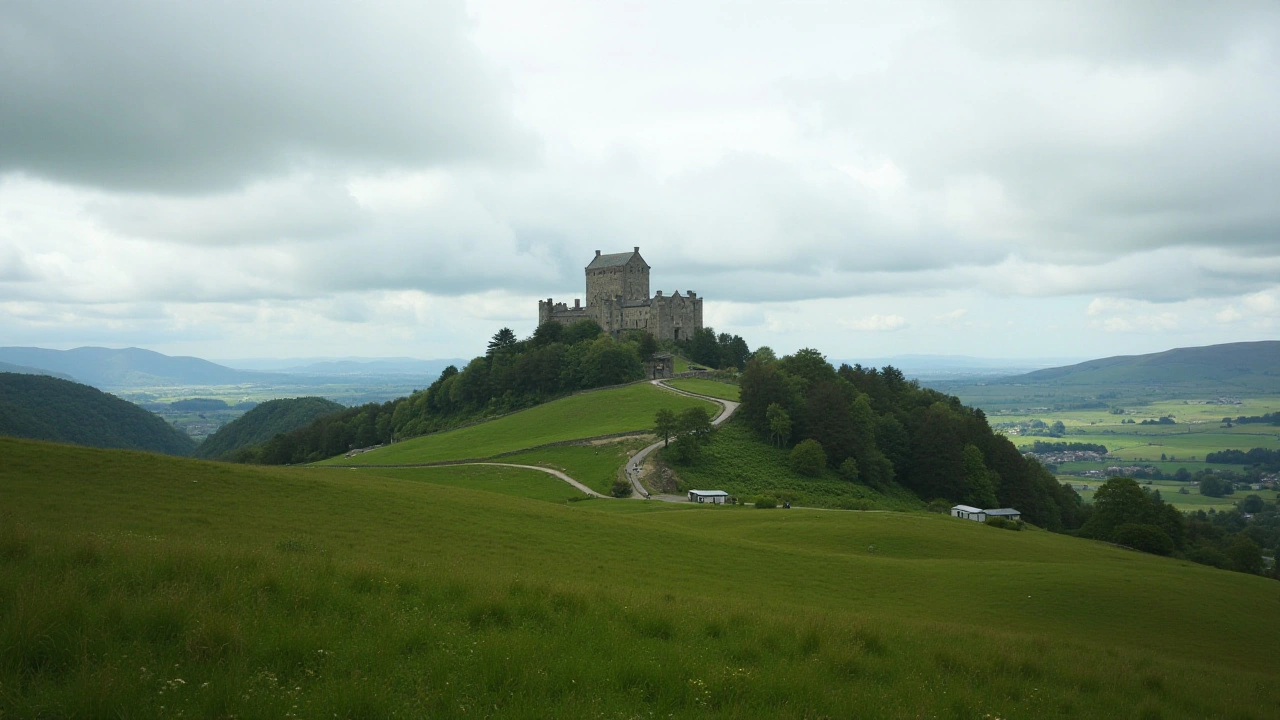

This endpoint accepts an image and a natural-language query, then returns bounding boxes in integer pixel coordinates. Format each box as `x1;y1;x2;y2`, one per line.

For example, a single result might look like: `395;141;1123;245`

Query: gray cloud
0;1;530;192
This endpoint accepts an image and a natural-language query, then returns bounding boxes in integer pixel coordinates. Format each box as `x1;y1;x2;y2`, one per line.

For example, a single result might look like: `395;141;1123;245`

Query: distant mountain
994;341;1280;391
0;361;77;382
835;354;1083;381
195;396;345;460
0;347;273;388
0;373;196;455
219;357;466;375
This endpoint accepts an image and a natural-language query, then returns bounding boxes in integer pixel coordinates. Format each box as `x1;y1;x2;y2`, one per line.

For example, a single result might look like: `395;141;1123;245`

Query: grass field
321;383;715;467
500;438;653;495
4;437;1279;718
659;421;923;511
666;377;741;401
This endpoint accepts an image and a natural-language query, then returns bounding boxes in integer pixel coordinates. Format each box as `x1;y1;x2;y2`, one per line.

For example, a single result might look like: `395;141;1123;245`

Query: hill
194;396;345;459
0;346;270;388
321;382;716;466
0;361;75;381
997;341;1280;392
0;373;196;455
2;436;1277;717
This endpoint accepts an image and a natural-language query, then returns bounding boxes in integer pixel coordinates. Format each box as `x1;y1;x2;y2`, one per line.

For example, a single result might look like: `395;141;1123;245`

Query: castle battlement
538;248;703;342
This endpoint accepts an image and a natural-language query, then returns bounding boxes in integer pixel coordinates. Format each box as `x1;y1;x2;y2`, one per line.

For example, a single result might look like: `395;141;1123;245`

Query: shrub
754;495;778;509
610;478;634;498
1113;523;1174;556
789;439;826;477
926;498;952;514
838;457;859;483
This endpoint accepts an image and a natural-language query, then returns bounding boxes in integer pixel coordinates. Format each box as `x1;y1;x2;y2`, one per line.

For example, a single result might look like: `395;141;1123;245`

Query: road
622;379;739;500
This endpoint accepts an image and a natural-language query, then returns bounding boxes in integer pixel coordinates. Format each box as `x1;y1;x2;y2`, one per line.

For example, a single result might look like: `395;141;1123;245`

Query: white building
951;504;986;521
689;490;730;504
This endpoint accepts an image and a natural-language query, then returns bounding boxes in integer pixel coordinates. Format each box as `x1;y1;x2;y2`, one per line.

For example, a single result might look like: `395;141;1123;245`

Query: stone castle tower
538;247;703;342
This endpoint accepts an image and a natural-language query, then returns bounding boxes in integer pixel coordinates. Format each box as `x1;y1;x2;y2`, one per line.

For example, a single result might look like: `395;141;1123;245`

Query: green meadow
662;421;925;511
3;437;1279;718
500;438;653;495
323;383;715;466
666;377;741;401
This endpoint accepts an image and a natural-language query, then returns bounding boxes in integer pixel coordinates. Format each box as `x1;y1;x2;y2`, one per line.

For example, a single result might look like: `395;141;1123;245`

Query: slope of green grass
356;464;590;503
3;437;1279;718
666;377;740;401
659;420;923;510
322;382;714;466
500;438;652;495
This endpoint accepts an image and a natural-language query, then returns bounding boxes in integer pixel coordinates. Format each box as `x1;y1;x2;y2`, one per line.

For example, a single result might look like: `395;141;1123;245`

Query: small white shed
951;504;986;522
689;489;730;504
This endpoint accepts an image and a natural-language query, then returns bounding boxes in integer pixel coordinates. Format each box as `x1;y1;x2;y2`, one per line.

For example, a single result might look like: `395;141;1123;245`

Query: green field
500;438;653;495
659;421;922;511
4;437;1278;717
666;377;740;401
322;383;715;466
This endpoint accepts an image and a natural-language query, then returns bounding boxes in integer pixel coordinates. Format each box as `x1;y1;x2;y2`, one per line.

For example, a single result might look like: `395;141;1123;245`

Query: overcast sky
1;1;1277;362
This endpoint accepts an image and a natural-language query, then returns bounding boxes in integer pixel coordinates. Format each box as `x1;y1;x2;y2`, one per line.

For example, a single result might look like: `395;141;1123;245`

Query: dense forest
736;350;1085;531
0;373;196;455
196;397;344;460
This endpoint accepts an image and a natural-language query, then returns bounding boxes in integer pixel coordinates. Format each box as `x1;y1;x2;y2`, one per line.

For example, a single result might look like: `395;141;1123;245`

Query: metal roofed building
689;489;730;504
950;505;986;521
984;508;1022;521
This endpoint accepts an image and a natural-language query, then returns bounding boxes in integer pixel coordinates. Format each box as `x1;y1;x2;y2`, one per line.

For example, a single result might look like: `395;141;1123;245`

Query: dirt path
457;462;608;498
622;380;739;499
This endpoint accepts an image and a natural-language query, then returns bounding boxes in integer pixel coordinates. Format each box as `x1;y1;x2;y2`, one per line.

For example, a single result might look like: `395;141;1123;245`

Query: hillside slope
0;373;196;455
321;382;716;466
2;436;1277;717
998;340;1280;391
195;396;344;459
0;361;75;381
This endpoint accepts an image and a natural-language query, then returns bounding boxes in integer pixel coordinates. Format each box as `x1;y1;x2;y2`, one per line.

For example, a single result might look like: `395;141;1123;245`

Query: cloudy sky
1;1;1277;362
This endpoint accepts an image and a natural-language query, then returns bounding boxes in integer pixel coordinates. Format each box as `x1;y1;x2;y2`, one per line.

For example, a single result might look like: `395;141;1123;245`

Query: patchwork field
3;437;1278;718
321;382;715;466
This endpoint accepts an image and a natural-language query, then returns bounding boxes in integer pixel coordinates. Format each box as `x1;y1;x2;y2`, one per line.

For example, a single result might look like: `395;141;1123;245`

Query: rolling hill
0;361;75;381
997;340;1280;391
194;396;345;459
2;435;1277;717
0;373;196;455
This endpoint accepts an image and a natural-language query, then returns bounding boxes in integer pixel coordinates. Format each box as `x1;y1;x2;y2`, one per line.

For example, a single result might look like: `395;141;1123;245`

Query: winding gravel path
622;380;739;500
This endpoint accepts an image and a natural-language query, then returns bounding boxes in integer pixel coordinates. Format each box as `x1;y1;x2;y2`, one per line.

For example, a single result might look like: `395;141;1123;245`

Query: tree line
1206;448;1280;468
735;349;1085;530
249;321;664;464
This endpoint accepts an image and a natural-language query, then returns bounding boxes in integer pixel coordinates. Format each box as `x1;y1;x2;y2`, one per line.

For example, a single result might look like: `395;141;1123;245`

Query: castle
538;247;704;342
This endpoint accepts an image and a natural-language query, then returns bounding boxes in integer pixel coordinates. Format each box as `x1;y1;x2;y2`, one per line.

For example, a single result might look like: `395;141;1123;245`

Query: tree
679;406;713;440
1239;494;1265;513
1050;420;1066;436
1113;523;1174;556
531;321;564;347
790;439;826;477
637;332;659;362
838;457;859;483
766;403;792;448
752;346;777;363
1081;477;1162;542
654;408;678;447
564;319;603;344
961;443;998;509
487;327;517;357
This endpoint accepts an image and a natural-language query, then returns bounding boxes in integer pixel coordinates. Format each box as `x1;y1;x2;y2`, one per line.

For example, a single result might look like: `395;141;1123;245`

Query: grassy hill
195;396;345;459
0;373;195;455
322;382;716;466
2;436;1277;717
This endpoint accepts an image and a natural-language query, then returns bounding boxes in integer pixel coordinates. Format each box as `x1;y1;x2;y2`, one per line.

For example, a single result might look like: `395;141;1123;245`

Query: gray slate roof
985;508;1021;516
586;250;646;270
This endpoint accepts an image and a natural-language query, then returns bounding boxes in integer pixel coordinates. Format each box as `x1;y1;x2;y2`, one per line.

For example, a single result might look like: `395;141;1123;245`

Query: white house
951;505;986;521
689;489;730;504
